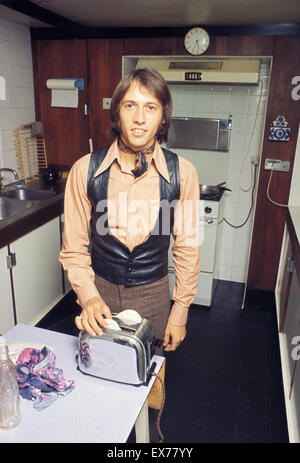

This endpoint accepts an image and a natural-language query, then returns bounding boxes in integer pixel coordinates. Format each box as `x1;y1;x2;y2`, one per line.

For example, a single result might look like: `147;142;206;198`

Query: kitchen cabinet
1;225;64;334
9;217;63;327
276;226;293;333
276;215;300;443
0;246;15;334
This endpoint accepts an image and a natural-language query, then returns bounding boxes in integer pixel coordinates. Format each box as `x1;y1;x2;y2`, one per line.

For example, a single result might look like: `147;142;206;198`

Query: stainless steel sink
0;197;34;221
3;188;56;201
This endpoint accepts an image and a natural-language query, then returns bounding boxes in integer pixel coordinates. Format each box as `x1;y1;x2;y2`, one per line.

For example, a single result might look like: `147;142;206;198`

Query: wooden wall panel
32;39;89;167
87;39;123;150
123;36;177;56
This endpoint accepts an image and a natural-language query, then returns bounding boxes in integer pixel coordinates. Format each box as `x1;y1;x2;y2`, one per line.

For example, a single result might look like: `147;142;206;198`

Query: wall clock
184;27;210;55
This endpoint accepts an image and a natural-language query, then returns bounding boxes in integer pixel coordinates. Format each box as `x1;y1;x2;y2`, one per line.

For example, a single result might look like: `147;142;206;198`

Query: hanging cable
266;170;288;208
220;162;258;229
151;371;166;443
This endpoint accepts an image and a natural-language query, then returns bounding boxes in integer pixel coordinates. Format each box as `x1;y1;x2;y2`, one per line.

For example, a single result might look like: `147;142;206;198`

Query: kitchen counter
0;180;65;249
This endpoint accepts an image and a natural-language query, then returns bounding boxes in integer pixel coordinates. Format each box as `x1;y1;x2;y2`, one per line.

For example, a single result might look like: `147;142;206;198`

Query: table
0;324;164;443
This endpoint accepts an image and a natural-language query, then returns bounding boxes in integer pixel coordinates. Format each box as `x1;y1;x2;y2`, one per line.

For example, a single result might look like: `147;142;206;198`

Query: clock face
184;27;210;55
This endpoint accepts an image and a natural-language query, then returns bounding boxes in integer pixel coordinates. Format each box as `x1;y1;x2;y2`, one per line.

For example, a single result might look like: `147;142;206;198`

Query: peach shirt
59;139;200;326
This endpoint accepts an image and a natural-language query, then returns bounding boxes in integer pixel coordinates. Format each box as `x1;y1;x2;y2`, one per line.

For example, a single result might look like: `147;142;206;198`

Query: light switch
103;98;111;109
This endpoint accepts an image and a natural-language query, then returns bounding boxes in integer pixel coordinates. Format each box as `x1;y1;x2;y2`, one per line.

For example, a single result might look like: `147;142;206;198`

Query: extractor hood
135;58;260;85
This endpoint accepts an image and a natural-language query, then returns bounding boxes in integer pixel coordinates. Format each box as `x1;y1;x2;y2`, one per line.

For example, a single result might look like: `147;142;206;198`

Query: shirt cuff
168;302;189;326
75;280;102;308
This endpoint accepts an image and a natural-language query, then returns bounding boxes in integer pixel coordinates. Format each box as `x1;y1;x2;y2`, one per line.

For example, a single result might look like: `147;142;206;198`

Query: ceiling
0;0;300;31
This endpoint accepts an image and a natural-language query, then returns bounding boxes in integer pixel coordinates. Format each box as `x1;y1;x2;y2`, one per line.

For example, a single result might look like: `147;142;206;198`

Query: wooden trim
289;359;298;400
287;210;300;288
2;0;86;38
279;268;293;333
30;23;300;40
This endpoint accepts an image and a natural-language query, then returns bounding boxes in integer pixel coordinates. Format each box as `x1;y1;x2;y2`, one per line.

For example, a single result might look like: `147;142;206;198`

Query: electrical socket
264;159;290;172
102;98;111;109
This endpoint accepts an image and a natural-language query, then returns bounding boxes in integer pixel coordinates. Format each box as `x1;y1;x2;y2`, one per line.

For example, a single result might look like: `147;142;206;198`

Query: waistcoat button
127;277;132;282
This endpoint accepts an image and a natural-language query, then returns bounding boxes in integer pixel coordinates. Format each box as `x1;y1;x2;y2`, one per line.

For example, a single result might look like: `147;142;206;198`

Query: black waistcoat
87;146;180;287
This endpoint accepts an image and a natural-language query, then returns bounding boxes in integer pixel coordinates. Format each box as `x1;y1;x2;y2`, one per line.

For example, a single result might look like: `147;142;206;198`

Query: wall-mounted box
264;159;290;172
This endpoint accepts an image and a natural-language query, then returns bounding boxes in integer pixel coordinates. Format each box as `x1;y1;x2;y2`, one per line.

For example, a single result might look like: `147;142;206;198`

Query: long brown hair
110;68;173;143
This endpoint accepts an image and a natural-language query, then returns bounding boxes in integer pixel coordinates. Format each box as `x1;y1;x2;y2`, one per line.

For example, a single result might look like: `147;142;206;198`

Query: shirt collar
93;138;170;183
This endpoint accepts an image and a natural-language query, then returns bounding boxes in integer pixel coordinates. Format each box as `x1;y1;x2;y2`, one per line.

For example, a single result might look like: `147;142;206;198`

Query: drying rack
14;123;48;184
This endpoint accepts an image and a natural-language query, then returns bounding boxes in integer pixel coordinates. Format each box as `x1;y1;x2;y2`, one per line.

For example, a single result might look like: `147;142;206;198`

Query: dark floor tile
162;419;205;443
265;417;289;443
36;290;81;334
204;389;238;431
162;398;210;426
235;410;266;442
237;392;266;416
234;433;265;443
266;396;288;424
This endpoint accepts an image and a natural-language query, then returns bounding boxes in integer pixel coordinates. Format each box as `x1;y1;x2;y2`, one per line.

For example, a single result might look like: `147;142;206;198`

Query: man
59;68;200;352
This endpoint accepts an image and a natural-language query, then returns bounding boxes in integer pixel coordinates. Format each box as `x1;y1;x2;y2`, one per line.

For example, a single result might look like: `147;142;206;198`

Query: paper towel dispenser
167;116;232;152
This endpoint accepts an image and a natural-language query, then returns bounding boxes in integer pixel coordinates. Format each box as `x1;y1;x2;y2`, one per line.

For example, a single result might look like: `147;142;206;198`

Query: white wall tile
230;93;249;114
0;18;35;175
211;93;230;114
248;95;267;116
193;92;212;113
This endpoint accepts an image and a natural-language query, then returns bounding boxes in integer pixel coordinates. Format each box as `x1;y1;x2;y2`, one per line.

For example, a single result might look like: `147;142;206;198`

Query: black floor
36;280;289;443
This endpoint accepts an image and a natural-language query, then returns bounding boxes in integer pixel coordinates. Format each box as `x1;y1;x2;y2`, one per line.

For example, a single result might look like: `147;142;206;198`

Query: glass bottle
0;336;22;429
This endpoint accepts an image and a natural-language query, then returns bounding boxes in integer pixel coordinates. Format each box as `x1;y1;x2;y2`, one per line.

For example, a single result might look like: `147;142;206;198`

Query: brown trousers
94;273;171;344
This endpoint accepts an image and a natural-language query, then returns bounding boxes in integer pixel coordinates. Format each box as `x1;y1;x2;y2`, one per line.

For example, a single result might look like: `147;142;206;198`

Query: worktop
0;180;65;249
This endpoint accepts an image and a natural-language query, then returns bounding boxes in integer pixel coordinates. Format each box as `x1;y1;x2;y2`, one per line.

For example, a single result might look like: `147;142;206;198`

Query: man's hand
163;321;186;352
75;299;112;336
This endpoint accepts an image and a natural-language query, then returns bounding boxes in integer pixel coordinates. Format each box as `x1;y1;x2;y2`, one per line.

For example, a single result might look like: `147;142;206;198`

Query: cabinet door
11;217;63;325
276;225;293;331
0;246;15;334
285;270;300;442
283;270;300;395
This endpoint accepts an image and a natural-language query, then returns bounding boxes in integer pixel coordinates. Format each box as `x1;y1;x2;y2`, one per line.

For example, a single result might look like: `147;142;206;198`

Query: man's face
119;80;163;152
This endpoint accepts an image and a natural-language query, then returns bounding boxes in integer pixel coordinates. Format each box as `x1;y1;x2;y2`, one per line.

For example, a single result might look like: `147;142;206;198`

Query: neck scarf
118;138;156;178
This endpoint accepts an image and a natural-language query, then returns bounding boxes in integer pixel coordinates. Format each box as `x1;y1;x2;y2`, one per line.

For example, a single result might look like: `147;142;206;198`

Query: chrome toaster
76;312;160;386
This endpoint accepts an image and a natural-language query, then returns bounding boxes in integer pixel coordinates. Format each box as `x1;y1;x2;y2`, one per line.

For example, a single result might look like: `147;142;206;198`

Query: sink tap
0;168;19;191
